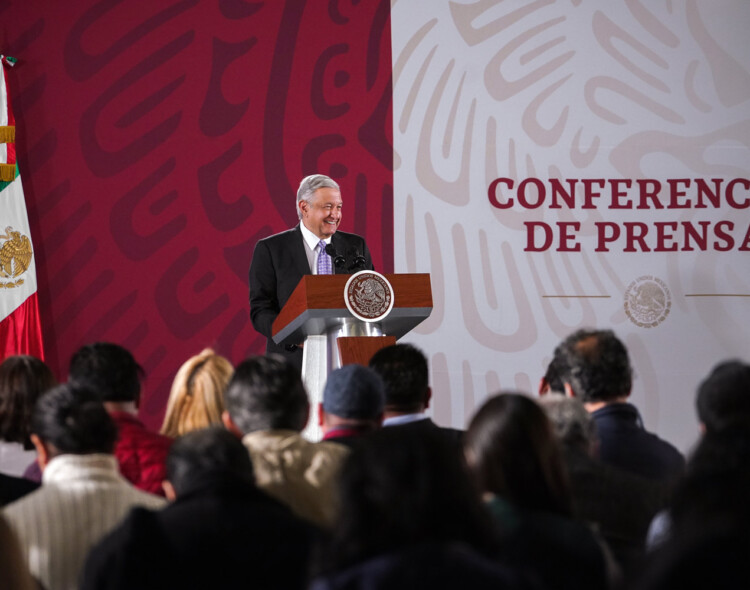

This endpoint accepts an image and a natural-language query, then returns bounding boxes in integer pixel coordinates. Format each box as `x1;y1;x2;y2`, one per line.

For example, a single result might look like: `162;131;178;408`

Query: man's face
299;187;342;239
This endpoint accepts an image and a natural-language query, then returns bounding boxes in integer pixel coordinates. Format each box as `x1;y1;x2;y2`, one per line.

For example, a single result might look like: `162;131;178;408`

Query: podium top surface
272;273;432;345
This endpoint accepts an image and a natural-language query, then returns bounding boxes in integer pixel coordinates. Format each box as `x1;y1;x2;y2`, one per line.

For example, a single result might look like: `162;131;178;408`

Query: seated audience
80;427;316;590
695;359;750;433
222;355;349;528
0;515;36;590
160;348;233;438
465;392;613;590
369;343;462;444
68;342;172;495
647;358;750;549
636;426;750;589
0;355;56;477
554;329;684;481
539;393;667;580
311;426;525;590
319;364;385;448
2;383;164;590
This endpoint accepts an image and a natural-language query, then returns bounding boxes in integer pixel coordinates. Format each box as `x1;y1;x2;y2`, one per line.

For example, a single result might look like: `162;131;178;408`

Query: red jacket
109;411;172;497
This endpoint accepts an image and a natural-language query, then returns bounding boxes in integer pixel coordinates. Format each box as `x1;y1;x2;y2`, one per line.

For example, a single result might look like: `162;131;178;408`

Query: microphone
346;247;367;271
325;243;345;269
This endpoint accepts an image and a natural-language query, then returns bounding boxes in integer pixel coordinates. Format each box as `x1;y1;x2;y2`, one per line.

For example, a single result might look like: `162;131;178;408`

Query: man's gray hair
538;393;596;452
296;174;340;219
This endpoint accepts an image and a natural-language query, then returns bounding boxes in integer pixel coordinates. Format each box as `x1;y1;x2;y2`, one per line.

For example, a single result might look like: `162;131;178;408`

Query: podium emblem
345;270;395;322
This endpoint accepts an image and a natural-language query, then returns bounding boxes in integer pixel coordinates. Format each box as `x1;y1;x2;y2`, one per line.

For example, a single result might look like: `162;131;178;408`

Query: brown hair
465;392;573;516
0;355;56;447
161;349;233;438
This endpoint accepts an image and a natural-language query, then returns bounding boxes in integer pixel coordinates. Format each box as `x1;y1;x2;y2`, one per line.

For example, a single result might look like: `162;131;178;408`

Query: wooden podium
272;273;432;439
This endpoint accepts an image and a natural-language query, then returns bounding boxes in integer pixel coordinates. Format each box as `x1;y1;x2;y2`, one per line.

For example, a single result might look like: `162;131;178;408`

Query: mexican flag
0;55;44;361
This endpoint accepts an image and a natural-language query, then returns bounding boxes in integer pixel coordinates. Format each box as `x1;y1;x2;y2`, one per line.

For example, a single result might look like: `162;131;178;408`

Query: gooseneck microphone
346;247;367;272
325;243;346;269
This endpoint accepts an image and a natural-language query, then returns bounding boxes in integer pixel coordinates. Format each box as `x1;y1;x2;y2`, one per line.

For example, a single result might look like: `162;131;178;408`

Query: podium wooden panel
270;273;432;441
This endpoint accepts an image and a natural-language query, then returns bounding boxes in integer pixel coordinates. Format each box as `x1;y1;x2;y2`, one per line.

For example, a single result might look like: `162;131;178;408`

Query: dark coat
248;224;373;370
0;472;38;507
80;475;317;590
592;403;685;481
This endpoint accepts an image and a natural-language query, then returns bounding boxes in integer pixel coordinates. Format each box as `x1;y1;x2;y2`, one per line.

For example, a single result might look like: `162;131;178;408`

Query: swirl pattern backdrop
1;0;393;428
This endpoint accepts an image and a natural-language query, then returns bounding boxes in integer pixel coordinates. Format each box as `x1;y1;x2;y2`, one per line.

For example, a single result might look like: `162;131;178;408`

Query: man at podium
248;174;374;370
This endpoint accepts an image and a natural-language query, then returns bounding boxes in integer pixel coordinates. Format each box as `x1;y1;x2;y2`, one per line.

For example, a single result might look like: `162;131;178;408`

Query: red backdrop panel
0;0;393;428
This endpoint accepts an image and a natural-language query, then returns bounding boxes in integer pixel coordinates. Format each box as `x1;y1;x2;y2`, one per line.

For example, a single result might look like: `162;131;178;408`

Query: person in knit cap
319;364;385;449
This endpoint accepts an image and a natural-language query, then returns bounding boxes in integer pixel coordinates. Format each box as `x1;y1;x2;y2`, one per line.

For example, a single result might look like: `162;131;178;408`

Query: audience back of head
32;383;117;457
161;349;233;438
0;355;56;447
465;392;572;516
68;343;142;403
695;359;750;433
555;329;632;402
224;355;308;434
369;344;429;413
165;427;253;497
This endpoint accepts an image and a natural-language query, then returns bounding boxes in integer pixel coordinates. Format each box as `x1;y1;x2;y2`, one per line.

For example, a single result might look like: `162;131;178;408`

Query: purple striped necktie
317;240;332;275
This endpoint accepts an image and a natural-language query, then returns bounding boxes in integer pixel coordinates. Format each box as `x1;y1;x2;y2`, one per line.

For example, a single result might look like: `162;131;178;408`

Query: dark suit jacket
0;472;39;507
248;224;373;369
81;476;316;590
592;402;685;482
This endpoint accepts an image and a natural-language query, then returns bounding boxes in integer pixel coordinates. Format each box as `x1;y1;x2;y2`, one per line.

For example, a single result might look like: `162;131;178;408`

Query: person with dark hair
0;355;56;476
80;427;316;590
538;352;566;395
311;426;525;590
368;343;462;444
68;342;172;495
465;392;612;590
318;364;385;448
695;359;750;433
636;427;750;589
2;383;164;590
222;355;349;528
554;329;684;481
540;394;668;581
645;358;750;550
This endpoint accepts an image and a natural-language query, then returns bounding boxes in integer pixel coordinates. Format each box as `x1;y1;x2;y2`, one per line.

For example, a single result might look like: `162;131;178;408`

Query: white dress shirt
299;222;331;274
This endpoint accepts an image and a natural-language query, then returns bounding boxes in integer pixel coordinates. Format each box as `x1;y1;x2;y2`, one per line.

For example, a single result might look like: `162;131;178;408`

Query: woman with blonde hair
161;349;233;438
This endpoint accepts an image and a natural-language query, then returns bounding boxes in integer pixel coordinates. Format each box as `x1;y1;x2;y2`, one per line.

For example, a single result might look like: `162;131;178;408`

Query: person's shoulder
259;226;301;245
333;229;366;243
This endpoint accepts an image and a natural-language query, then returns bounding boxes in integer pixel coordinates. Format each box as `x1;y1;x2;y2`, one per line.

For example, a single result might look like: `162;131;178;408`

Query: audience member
695;359;750;433
636;427;750;589
222;355;348;528
540;393;668;580
538;352;565;395
80;427;316;590
160;348;233;438
0;355;56;476
68;342;172;495
311;426;525;590
555;329;684;481
369;343;462;444
465;392;612;590
2;383;165;590
319;364;385;448
646;358;750;549
0;515;36;590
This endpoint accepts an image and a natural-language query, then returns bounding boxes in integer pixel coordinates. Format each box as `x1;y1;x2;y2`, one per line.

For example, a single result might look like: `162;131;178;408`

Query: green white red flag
0;55;44;361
